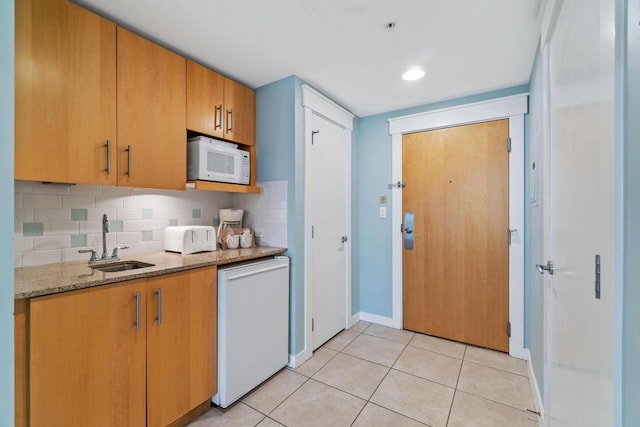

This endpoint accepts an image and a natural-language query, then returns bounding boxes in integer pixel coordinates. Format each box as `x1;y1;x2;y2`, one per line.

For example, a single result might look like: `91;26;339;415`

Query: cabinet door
224;78;256;146
15;0;116;185
117;28;186;190
186;60;225;139
146;268;217;427
29;280;147;427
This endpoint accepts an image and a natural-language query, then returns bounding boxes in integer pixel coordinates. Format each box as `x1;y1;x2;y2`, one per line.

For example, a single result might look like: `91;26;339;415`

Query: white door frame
388;94;529;358
302;84;354;361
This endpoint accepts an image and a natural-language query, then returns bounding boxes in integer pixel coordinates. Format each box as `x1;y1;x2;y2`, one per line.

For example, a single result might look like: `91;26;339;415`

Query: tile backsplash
14;180;288;267
233;180;288;248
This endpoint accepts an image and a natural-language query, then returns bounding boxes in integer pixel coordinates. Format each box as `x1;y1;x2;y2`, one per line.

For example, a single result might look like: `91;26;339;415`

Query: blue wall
0;0;14;424
623;0;640;424
524;44;545;397
256;76;306;355
356;85;530;318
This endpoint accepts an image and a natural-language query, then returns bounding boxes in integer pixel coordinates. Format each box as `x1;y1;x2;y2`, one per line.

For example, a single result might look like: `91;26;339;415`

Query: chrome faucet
78;213;128;264
101;213;109;260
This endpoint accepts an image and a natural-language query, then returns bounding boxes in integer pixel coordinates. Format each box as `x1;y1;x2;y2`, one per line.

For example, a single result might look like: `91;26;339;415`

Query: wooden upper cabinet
15;0;117;185
186;59;256;146
29;280;147;427
117;28;186;190
224;78;256;146
186;60;225;139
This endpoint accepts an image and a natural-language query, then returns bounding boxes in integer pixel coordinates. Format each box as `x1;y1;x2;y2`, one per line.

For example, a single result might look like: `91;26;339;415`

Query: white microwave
187;136;250;185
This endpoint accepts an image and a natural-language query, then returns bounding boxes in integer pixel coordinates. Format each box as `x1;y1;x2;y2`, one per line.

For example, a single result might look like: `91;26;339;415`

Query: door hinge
507;322;511;337
507;137;512;153
508;229;511;245
312;225;314;238
312;318;315;332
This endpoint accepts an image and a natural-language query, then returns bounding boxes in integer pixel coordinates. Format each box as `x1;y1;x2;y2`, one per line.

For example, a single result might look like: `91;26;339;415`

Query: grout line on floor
454;346;467;389
462;359;531;379
445;388;458;427
247;373;312;418
390;365;460;390
387;367;457;392
454;388;536;413
292;346;341;378
363;401;431;426
257;415;286;426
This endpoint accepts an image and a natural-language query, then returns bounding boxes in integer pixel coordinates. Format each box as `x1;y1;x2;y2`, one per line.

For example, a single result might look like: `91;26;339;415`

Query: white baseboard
510;345;528;361
349;312;360;328
525;349;545;426
288;349;306;369
357;311;395;328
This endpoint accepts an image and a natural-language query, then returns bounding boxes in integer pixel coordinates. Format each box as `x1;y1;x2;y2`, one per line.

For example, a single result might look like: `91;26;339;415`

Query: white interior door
310;112;349;350
543;0;615;424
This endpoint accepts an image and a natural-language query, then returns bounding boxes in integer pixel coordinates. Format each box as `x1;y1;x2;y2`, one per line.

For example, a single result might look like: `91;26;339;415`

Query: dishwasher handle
225;263;288;281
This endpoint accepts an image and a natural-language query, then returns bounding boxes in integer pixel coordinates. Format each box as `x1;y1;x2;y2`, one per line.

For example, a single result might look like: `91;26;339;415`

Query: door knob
536;261;555;275
404;227;413;234
340;236;348;243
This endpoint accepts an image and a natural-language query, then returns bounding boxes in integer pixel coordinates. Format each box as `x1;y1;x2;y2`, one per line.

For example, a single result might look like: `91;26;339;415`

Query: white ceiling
73;0;542;117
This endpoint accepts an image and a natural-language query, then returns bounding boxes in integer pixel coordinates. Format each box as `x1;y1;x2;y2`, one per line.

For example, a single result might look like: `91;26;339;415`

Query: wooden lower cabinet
146;268;217;426
26;267;217;427
29;279;147;427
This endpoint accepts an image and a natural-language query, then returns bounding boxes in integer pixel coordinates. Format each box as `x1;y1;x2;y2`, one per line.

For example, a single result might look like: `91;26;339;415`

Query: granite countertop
15;246;286;299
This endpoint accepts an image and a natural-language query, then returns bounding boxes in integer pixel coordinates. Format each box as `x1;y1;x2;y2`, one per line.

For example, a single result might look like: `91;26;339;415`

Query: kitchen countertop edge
15;247;286;299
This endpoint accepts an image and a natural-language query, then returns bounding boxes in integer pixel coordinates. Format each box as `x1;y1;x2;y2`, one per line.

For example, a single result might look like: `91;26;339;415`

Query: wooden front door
402;119;510;352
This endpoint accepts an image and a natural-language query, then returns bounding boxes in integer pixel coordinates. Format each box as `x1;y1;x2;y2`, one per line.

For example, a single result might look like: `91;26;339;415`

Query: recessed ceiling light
402;68;425;81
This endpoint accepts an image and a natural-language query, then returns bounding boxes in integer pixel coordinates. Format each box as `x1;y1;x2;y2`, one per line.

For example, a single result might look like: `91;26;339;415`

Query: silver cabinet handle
536;261;555;275
156;288;162;325
226;108;233;133
215;104;223;130
105;140;111;175
341;236;348;243
126;145;132;177
134;291;141;331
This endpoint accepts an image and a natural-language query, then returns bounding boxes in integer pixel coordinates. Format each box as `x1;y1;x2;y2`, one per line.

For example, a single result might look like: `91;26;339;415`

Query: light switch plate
379;206;387;219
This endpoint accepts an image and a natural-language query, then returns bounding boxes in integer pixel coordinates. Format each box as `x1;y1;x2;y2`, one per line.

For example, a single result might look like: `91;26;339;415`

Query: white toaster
164;226;217;254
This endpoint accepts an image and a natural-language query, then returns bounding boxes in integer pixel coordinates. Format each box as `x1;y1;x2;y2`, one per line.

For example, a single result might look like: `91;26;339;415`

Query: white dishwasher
212;256;289;408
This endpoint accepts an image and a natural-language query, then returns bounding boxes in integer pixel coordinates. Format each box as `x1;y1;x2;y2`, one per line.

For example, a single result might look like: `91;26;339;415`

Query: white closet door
309;112;349;350
544;0;615;424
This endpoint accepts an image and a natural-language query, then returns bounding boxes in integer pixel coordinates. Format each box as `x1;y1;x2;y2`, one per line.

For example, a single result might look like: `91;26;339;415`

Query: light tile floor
188;321;540;427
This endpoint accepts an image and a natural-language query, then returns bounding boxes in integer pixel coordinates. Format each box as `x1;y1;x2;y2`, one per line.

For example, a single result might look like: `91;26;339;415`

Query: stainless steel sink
90;261;155;273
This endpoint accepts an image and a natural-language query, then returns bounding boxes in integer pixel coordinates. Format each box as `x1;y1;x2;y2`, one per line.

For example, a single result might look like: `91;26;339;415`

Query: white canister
226;234;240;249
240;230;253;248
